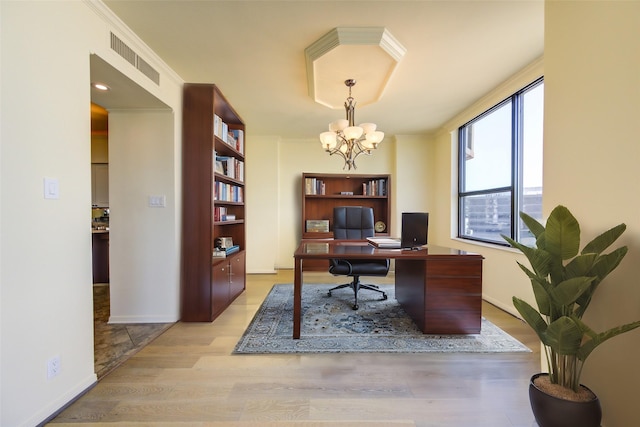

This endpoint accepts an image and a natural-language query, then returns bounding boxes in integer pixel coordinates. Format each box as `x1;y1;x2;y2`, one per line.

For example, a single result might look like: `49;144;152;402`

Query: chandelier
319;79;384;170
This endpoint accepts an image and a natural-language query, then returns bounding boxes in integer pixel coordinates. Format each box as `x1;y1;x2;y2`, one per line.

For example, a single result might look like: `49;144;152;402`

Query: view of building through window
458;78;543;246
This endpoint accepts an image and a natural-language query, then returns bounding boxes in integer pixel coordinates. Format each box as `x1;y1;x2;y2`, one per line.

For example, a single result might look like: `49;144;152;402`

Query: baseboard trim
483;294;521;319
34;374;97;427
108;315;178;323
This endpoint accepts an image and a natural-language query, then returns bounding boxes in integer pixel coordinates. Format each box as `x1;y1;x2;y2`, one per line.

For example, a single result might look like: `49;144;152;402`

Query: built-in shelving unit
181;83;246;322
301;172;391;270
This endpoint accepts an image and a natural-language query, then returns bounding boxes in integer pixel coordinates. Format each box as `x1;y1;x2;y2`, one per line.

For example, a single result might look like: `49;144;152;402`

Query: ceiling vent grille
110;32;160;85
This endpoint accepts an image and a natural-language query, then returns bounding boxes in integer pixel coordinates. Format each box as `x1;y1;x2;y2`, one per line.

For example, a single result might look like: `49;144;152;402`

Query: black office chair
328;206;390;310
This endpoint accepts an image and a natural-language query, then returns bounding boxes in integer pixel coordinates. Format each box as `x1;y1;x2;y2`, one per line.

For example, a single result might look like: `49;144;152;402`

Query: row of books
363;179;387;196
213;114;244;154
214;182;244;203
214;154;244;182
304;177;326;195
213;206;237;222
212;244;240;258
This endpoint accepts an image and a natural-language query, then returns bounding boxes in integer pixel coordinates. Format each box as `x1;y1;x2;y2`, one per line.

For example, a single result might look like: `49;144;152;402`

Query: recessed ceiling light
92;83;110;91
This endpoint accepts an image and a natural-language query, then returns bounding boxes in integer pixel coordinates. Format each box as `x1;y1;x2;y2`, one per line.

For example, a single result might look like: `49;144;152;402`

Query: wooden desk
293;241;483;339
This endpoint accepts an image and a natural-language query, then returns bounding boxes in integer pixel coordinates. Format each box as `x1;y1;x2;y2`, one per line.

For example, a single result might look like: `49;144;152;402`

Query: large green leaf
576;247;629;317
545;206;581;260
531;277;552;316
590;247;628;284
504;236;552;277
520;211;545;239
513;297;549;342
577;321;640;361
582;223;626;255
565;253;597;279
550;276;596;307
543;316;583;355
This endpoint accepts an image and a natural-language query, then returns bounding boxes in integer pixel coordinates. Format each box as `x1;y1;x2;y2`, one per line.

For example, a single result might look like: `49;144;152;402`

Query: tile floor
93;284;174;378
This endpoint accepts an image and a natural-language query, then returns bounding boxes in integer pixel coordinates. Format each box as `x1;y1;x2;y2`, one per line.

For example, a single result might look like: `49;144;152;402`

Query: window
458;78;543;246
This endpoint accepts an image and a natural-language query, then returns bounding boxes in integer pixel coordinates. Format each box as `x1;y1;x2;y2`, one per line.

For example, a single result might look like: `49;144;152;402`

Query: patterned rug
233;284;531;354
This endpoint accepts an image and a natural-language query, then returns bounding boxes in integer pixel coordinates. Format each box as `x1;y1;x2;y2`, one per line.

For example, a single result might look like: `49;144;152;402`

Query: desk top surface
294;240;482;260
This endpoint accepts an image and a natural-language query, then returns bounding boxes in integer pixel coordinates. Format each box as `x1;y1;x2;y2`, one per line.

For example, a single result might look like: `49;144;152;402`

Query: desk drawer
426;259;482;277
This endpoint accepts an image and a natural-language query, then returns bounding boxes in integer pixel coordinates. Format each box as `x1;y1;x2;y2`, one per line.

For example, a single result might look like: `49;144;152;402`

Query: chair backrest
333;206;375;240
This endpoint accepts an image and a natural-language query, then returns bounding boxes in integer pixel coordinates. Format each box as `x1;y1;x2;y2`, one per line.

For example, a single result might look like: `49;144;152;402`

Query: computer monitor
401;212;429;249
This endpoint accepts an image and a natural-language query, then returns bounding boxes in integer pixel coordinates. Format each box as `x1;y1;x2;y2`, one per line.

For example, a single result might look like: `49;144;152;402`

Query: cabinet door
211;261;230;318
91;163;109;207
228;251;245;299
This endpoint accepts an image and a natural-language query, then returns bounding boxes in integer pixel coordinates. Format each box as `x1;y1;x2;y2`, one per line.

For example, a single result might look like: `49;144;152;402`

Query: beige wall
1;1;183;425
245;135;437;272
543;2;640;425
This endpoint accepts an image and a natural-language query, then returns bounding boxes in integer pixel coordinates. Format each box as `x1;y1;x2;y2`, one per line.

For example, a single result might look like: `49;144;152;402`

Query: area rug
233;284;531;354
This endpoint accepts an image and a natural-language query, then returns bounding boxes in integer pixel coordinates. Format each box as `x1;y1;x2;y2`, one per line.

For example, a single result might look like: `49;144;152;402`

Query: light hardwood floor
49;270;540;427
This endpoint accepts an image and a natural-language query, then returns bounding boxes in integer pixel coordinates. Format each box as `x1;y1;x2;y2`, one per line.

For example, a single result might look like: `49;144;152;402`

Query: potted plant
503;205;640;427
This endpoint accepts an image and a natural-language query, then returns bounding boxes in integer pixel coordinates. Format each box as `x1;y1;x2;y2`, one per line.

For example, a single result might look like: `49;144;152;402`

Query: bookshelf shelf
181;83;246;322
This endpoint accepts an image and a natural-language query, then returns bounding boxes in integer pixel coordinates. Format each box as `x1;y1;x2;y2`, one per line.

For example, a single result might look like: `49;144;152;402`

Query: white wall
544;2;640;425
393;135;435;234
108;110;179;323
245;135;280;273
0;1;183;425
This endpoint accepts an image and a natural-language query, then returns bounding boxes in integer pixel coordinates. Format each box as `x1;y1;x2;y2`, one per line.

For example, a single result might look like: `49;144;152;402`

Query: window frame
457;77;544;246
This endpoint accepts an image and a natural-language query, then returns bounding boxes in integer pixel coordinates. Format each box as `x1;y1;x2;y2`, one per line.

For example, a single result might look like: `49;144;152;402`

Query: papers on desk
366;237;401;249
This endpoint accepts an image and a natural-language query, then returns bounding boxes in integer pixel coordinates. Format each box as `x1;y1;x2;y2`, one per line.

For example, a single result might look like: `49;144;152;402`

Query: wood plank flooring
49;271;540;427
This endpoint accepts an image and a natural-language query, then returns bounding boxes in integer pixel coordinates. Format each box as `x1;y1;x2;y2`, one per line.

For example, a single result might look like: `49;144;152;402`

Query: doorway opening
90;54;175;379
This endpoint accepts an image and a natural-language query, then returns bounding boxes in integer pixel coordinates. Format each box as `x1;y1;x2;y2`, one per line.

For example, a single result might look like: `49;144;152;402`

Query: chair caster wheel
352;304;359;310
382;294;388;300
328;291;332;297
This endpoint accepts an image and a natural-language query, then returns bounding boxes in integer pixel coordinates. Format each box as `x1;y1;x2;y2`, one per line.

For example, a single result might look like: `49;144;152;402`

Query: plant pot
529;373;602;427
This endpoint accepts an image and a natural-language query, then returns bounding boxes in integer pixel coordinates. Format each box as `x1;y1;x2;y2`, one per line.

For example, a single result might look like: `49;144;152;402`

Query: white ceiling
100;0;544;139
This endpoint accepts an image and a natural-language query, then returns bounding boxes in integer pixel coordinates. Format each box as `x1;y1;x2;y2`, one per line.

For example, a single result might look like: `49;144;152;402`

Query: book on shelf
213;114;229;143
231;129;244;154
304;177;325;195
216;155;244;181
214;207;237;222
214;181;244;202
214;206;227;221
213;244;240;258
366;237;401;249
362;179;387;196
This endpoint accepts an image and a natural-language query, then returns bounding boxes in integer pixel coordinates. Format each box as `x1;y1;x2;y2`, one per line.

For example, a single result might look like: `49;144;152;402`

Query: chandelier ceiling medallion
319;79;384;170
304;27;406;169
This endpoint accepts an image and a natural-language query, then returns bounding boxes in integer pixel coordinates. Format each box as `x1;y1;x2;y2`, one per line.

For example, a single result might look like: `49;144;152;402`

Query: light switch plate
148;195;166;207
44;177;59;199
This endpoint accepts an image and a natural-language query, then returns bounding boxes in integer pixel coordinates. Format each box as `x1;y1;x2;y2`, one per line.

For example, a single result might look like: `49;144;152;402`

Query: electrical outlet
47;356;60;379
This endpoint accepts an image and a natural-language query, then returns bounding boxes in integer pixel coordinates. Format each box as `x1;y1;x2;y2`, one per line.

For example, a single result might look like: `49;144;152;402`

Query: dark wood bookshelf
181;83;246;322
301;172;391;270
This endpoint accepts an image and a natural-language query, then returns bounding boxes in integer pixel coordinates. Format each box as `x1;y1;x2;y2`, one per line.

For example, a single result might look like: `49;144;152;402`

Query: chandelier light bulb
329;119;349;132
343;126;364;140
359;123;377;135
320;131;338;150
366;131;384;144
